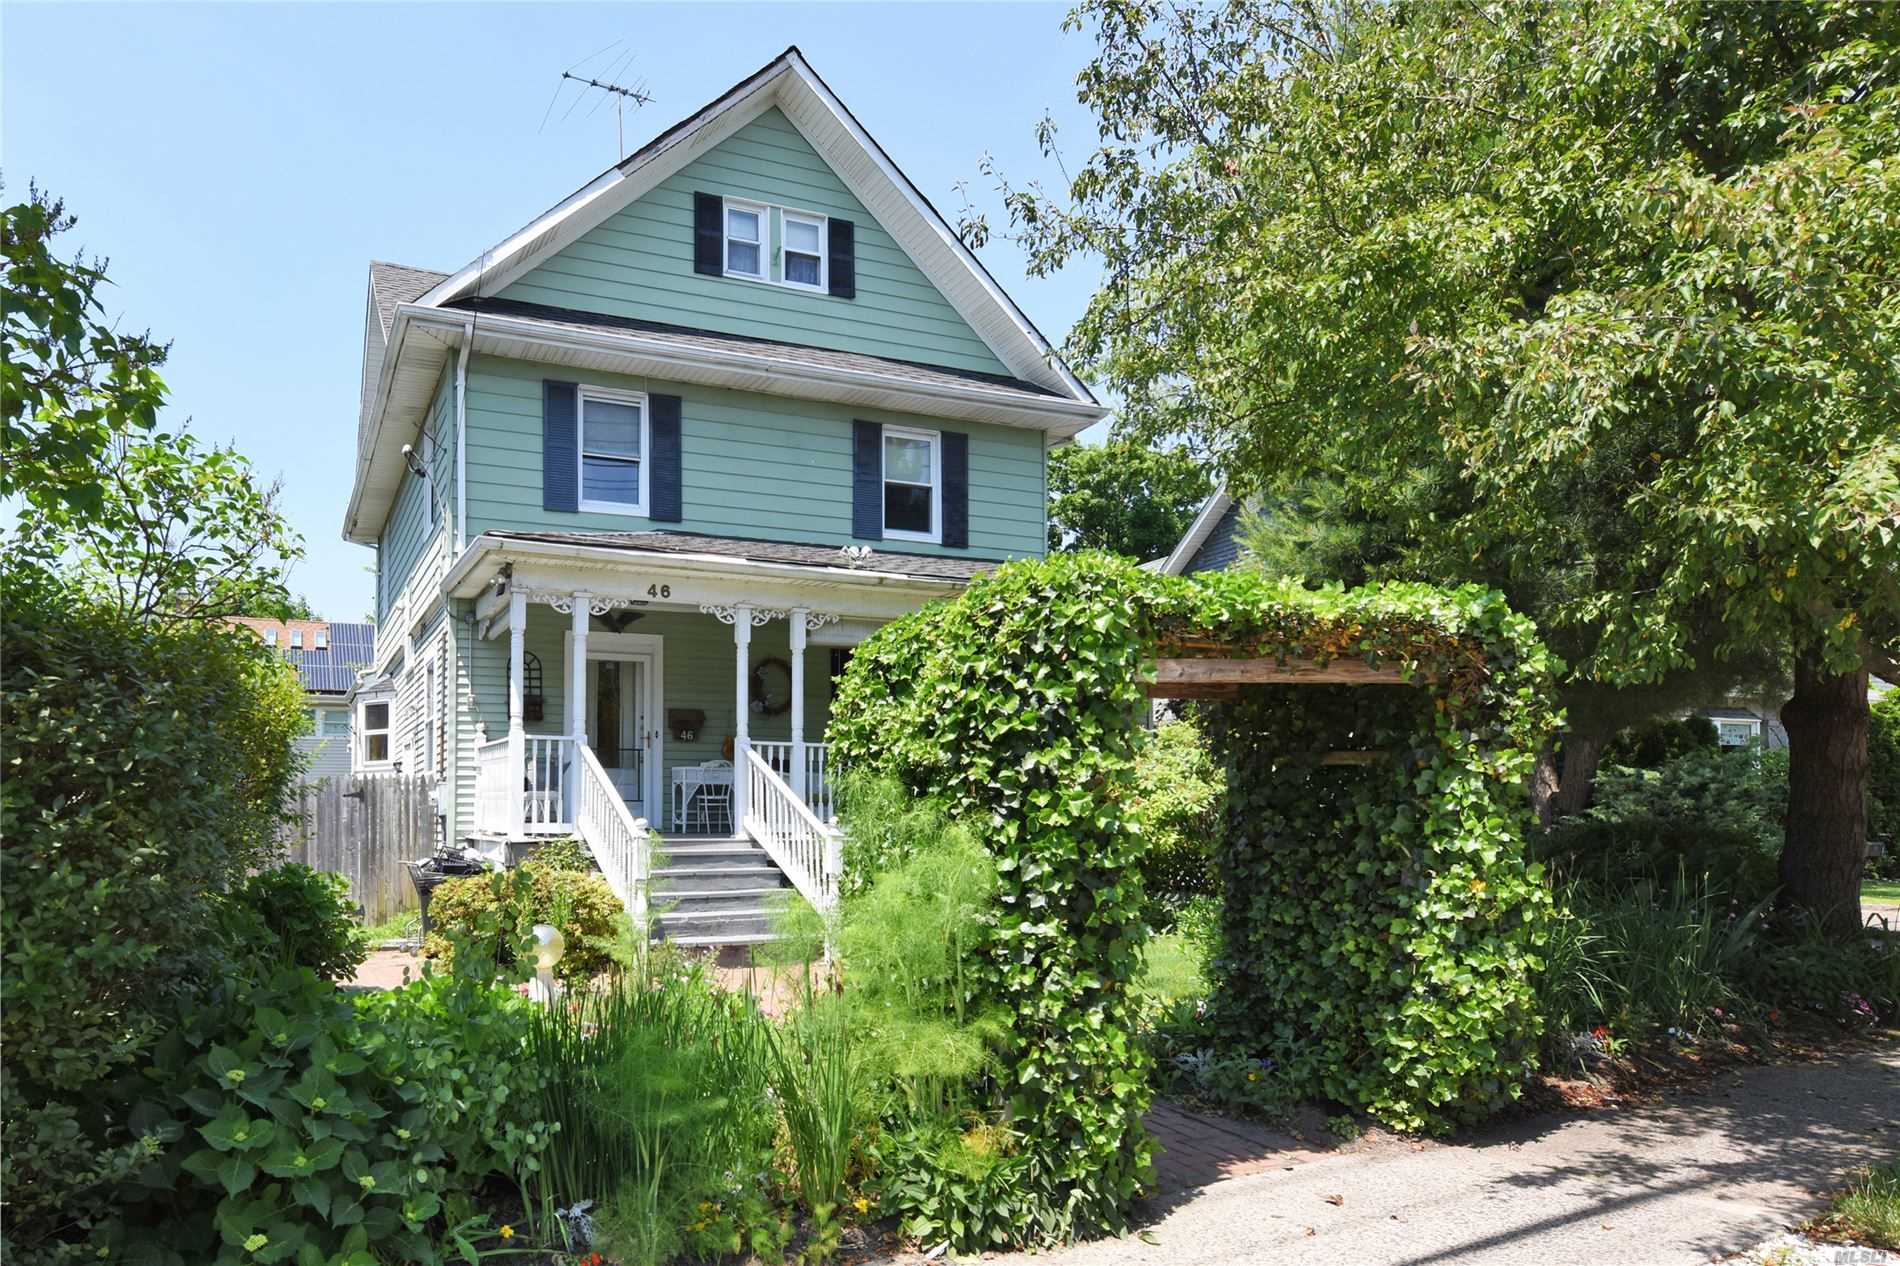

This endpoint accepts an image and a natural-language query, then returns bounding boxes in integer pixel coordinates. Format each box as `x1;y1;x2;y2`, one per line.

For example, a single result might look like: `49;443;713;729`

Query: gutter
454;316;472;553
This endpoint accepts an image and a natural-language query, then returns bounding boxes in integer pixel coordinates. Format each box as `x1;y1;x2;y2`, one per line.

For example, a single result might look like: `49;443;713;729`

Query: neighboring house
345;48;1103;940
1154;488;1796;748
230;617;377;783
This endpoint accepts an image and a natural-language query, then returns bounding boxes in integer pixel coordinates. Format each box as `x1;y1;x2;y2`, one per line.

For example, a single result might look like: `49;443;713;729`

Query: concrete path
992;1046;1900;1266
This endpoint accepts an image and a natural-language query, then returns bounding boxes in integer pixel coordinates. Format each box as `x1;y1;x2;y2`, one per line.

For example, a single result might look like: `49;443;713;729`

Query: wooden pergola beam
1150;656;1415;688
1143;681;1241;700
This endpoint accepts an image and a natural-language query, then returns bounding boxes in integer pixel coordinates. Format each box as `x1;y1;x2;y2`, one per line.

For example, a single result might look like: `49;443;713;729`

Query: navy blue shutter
649;394;682;522
852;420;882;540
693;193;723;276
941;431;969;549
542;380;579;513
827;218;855;298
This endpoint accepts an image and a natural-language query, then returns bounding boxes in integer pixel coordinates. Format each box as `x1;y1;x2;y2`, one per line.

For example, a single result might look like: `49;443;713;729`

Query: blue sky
4;2;1105;619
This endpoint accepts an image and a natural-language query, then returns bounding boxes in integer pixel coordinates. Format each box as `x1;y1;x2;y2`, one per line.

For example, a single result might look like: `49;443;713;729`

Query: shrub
1587;747;1788;856
83;966;549;1265
874;1117;1036;1256
528;835;597;873
1130;718;1224;904
1533;816;1779;904
1871;691;1900;859
0;575;306;1262
221;864;368;982
1601;715;1718;769
422;863;621;983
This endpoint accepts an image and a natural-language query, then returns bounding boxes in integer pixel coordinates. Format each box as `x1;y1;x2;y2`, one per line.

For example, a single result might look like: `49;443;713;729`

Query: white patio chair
691;760;734;834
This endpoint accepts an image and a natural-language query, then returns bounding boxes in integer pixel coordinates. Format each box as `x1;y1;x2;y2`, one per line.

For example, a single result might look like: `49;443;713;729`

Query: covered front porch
444;530;975;917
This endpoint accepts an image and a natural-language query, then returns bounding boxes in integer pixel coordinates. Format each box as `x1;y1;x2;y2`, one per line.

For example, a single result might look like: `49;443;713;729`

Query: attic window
290;630;304;650
782;211;826;290
724;203;765;279
314;630;329;651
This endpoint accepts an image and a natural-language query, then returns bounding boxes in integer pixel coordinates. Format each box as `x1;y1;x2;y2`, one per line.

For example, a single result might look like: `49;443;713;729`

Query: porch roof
486;529;999;583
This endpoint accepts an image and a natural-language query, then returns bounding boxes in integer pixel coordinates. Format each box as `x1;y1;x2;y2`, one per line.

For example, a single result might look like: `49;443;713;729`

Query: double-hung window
360;701;391;766
578;388;648;514
290;629;304;650
882;426;940;542
724;201;765;279
782;211;826;289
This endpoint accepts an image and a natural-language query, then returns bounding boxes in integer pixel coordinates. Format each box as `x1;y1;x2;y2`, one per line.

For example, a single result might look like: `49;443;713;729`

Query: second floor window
290;630;304;650
782;211;826;289
725;202;765;279
883;426;940;542
579;389;647;513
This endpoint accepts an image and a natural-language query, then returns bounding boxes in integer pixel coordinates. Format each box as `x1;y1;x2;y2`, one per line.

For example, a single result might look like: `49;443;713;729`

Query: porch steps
648;836;792;947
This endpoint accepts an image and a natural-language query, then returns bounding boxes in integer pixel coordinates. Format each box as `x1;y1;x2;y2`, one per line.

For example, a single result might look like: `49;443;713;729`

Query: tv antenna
540;41;653;160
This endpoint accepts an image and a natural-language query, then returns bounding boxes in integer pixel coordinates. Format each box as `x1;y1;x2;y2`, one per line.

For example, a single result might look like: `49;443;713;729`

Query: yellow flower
1247;1071;1259;1082
853;1197;870;1214
498;1226;514;1241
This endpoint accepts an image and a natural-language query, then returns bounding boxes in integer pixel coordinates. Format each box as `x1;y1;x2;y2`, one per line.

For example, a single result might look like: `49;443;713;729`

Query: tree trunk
1548;731;1606;821
1778;650;1868;939
1531;745;1560;826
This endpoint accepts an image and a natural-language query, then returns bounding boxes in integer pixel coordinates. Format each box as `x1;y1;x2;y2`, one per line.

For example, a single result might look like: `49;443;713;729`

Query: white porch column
506;589;527;839
568;592;591;747
789;607;808;800
730;602;754;828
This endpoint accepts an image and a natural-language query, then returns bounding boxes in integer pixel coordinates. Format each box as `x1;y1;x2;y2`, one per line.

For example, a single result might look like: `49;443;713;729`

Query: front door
586;653;658;821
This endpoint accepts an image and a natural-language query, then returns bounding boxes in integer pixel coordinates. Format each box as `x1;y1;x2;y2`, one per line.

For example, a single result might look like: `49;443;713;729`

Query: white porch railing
804;744;834;823
742;746;842;912
752;741;796;781
576;741;651;925
473;734;577;836
475;737;512;834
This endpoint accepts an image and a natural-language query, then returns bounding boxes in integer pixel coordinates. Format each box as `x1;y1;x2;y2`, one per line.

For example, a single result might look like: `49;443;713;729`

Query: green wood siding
463;355;1046;559
454;604;842;834
499;108;1009;376
378;367;453;621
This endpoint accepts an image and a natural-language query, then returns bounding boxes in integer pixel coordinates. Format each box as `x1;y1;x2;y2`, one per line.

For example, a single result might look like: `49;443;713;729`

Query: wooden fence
280;774;437;923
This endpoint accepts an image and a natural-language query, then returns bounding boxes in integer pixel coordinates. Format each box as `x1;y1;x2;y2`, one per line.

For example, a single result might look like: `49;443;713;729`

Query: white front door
586;651;659;822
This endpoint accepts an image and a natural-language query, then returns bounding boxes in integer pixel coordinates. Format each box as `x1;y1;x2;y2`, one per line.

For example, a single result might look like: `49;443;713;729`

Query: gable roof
417;47;1091;404
370;262;448;338
1156;487;1238;575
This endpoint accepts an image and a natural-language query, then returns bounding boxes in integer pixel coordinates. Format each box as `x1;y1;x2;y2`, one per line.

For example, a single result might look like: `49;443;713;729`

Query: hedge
829;555;1557;1237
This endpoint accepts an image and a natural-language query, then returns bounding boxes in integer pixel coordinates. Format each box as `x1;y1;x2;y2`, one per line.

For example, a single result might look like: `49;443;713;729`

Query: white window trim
881;424;942;544
313;630;329;650
779;207;829;292
576;385;651;517
358;697;394;770
1715;718;1762;747
723;198;768;281
265;628;278;646
290;630;304;650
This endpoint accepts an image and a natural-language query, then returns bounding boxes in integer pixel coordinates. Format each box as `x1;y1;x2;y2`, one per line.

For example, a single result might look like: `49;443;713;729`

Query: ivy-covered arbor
829;554;1558;1237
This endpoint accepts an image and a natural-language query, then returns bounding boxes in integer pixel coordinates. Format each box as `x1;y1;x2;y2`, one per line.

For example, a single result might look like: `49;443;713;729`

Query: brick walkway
1145;1101;1331;1194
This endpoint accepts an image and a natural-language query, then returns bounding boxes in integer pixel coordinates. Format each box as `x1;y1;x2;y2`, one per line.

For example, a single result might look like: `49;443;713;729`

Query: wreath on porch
748;656;793;716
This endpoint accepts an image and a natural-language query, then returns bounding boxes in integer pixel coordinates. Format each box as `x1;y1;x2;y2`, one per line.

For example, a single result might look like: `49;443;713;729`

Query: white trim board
1157;487;1234;576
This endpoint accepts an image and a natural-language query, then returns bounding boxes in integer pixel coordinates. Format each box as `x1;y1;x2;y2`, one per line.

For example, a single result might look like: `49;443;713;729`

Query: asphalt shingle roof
368;262;449;337
488;529;998;582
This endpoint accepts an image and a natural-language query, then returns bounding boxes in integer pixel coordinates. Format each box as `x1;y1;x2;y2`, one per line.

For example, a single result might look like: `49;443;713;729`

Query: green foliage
1045;439;1212;560
1602;716;1719;770
77;966;549;1266
527;836;596;873
526;957;789;1266
421;863;620;983
873;1118;1035;1255
1817;1161;1900;1251
830;554;1558;1220
223;865;369;983
770;999;861;1250
0;575;308;1261
1534;817;1778;907
1871;692;1900;850
985;0;1900;688
2;184;167;518
1130;718;1224;902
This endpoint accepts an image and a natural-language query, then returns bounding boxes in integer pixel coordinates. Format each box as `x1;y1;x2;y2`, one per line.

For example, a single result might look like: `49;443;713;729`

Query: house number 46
646;584;672;598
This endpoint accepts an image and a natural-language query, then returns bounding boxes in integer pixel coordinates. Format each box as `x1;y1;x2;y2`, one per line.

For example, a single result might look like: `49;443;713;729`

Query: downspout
454;318;472;554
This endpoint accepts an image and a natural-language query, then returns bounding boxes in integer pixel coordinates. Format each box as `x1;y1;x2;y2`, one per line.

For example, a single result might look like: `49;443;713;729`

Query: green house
344;47;1103;942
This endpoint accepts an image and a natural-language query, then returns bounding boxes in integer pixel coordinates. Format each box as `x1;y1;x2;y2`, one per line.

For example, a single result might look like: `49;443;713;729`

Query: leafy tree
2;186;302;621
1046;439;1213;559
972;0;1900;936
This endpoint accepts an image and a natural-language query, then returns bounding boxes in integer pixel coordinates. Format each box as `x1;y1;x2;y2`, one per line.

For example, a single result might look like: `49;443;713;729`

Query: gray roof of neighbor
445;298;1065;403
488;529;998;582
369;262;449;337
